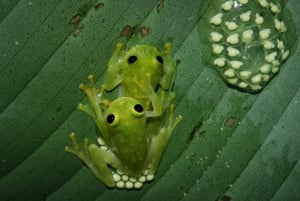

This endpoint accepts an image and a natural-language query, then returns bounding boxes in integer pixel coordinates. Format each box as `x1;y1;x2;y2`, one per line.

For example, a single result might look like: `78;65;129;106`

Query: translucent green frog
104;43;176;117
65;75;182;189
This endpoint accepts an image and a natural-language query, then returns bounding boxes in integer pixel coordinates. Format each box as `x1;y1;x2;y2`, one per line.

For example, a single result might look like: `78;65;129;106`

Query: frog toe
65;132;91;162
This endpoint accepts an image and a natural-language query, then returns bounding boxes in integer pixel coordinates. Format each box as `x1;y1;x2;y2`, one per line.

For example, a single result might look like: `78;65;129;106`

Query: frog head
105;43;175;91
122;45;164;86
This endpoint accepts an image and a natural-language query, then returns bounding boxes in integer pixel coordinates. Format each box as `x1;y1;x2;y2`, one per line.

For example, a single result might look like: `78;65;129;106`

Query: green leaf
0;0;299;201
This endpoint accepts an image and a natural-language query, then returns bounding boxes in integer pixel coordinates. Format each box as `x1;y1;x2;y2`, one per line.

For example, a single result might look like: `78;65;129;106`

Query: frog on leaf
65;75;182;189
104;43;176;117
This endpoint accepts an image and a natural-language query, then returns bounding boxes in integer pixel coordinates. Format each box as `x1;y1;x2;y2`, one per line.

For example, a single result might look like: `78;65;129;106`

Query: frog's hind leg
147;104;183;174
65;133;91;166
65;133;118;187
166;104;183;133
157;89;175;114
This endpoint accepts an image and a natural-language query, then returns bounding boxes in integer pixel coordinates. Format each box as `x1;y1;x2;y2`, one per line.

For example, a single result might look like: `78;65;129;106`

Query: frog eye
156;56;163;64
128;55;138;64
132;104;144;117
134;104;143;112
106;114;119;126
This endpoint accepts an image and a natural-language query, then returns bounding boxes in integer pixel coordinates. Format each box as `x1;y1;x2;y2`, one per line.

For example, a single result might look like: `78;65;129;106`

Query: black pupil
107;114;115;124
156;56;163;64
128;55;137;64
134;104;143;113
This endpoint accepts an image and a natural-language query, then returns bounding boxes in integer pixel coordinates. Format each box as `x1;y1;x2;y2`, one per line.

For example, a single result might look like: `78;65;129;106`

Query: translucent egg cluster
96;137;154;189
207;0;291;92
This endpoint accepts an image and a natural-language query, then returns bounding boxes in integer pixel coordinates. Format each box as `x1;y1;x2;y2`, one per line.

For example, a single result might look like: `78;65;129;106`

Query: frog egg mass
96;137;155;189
207;0;293;92
112;168;155;189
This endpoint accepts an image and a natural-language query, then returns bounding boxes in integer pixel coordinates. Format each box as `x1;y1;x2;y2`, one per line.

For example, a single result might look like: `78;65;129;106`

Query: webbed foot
65;133;116;187
65;132;93;168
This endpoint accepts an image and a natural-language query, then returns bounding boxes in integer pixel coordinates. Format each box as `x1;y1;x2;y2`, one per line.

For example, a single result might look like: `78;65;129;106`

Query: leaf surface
0;0;299;201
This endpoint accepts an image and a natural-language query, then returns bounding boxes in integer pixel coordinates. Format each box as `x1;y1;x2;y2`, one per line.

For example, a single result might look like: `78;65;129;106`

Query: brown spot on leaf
189;122;205;141
120;25;134;37
156;0;164;13
139;26;151;37
73;28;82;37
69;14;81;25
225;117;236;127
94;2;104;10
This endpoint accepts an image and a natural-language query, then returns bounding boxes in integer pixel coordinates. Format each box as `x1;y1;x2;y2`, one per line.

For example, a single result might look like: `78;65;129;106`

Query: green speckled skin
105;43;175;116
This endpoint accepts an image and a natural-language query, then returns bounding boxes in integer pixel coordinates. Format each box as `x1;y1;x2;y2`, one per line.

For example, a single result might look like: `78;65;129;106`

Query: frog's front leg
105;43;124;91
65;133;122;187
78;75;110;117
147;104;183;174
88;144;123;187
78;75;111;143
160;43;176;90
144;87;175;117
146;87;163;117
